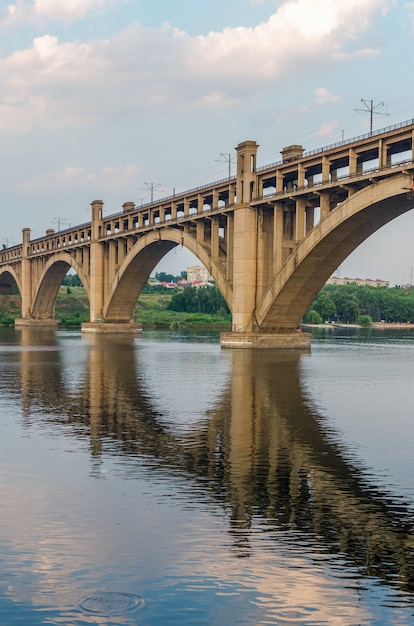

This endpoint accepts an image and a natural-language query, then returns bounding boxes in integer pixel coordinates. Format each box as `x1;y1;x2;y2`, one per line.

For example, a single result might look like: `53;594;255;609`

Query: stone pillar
273;203;284;275
20;228;31;318
378;139;388;169
211;216;219;262
232;205;257;332
294;198;306;244
305;205;315;235
297;163;305;188
322;156;330;183
349;148;357;175
319;192;330;219
89;200;105;322
196;221;204;244
231;141;259;332
212;189;219;210
235;140;259;204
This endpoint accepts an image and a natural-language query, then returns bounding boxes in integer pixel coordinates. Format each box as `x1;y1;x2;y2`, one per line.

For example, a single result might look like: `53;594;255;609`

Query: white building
187;265;212;286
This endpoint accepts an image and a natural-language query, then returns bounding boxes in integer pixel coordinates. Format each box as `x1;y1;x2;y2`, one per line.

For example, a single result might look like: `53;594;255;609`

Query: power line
354;98;389;134
215;152;235;180
142;182;162;203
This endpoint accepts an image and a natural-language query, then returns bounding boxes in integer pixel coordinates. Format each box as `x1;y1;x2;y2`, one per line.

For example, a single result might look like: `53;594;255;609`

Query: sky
1;0;414;286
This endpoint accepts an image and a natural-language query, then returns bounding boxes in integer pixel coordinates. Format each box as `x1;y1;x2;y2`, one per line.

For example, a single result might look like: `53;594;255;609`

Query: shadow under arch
257;174;414;331
0;266;21;295
103;227;232;322
31;253;90;319
9;330;414;596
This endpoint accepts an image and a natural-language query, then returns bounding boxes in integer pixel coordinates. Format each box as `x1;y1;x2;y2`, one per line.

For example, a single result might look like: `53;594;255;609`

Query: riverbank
302;322;414;330
0;290;232;329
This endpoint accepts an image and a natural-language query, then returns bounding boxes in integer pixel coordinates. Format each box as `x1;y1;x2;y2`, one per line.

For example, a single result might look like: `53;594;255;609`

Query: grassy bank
0;288;232;329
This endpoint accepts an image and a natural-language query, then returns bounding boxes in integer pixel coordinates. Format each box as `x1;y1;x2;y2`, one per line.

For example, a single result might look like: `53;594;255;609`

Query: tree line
61;274;414;324
304;283;414;325
168;285;229;315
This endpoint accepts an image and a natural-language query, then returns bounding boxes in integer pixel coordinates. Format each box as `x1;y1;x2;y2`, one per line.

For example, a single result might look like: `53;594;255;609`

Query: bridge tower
222;140;310;348
231;140;259;333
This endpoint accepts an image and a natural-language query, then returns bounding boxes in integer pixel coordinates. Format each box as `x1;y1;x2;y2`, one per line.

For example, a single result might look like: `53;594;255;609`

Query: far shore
302;322;414;329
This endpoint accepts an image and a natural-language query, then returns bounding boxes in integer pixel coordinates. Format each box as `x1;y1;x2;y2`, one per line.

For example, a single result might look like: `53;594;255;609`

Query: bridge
1;119;414;347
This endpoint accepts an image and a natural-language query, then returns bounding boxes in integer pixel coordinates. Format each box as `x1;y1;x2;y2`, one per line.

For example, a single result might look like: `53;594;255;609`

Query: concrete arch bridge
1;119;414;347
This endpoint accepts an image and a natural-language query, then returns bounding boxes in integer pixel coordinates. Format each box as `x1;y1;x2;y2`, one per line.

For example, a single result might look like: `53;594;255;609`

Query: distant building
187;265;212;286
327;276;389;288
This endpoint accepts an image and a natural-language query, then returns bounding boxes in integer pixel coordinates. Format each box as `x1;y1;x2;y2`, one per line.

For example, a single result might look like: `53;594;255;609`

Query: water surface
0;326;413;624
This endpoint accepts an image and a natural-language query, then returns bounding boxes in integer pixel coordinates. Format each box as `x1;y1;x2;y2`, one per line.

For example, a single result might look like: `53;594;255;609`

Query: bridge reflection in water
12;328;414;606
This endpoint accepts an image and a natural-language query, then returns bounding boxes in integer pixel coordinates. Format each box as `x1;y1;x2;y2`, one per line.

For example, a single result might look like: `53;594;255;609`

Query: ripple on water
79;592;144;616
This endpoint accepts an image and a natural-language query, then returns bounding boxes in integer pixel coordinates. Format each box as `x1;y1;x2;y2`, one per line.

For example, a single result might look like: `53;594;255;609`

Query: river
0;326;413;625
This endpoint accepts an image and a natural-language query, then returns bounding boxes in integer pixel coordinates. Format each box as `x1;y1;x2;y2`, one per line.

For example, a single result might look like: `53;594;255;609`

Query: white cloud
0;0;391;132
34;0;122;23
314;87;340;105
0;0;122;27
21;164;142;192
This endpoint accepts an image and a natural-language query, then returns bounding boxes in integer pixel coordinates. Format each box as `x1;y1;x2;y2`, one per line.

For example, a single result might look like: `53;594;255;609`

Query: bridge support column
20;228;32;319
221;331;311;349
231;205;257;332
89;200;105;323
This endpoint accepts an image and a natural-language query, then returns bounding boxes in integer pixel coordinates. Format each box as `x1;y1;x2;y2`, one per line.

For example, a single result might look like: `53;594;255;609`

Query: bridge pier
14;318;59;328
220;331;311;349
81;322;142;334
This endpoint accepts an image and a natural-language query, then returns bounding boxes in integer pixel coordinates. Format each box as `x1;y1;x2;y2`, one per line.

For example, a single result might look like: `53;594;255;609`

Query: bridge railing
254;157;414;202
256;117;414;172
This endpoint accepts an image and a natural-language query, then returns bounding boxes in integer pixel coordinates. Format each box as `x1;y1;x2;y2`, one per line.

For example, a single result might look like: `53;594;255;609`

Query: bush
357;314;372;327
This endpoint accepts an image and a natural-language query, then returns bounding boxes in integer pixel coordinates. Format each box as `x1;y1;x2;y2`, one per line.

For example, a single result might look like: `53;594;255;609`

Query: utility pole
354;99;389;134
216;152;235;180
52;217;67;231
142;182;162;203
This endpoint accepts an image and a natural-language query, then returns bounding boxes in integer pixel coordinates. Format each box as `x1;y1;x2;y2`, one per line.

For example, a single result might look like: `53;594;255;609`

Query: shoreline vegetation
0;287;232;329
2;281;414;330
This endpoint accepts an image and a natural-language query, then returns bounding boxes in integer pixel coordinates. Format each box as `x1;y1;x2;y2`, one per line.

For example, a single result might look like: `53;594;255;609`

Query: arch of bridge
31;253;90;319
0;266;22;295
103;227;232;322
257;173;413;332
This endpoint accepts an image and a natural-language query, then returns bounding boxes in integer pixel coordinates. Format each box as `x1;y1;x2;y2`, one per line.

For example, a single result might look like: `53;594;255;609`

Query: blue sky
1;0;414;285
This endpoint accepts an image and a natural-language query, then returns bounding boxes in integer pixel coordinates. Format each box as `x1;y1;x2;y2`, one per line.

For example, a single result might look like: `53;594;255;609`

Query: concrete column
171;201;177;220
297;163;305;188
211;216;220;263
21;228;32;318
349;148;357;175
235;140;258;204
256;209;273;301
212;189;219;210
230;140;260;331
231;206;257;332
379;139;389;169
89;200;105;322
294;198;306;243
196;221;204;244
198;193;203;214
273;203;284;275
305;205;315;234
276;171;283;194
226;214;234;283
322;156;330;183
319;192;330;219
118;239;126;266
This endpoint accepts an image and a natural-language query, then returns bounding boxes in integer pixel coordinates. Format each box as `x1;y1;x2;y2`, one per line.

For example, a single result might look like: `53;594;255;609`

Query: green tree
357;314;372;326
307;309;323;324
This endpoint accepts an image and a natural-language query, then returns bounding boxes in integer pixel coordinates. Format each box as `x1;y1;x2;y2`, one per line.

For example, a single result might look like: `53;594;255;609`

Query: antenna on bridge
354;99;389;134
51;217;68;231
142;182;162;203
215;152;235;180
